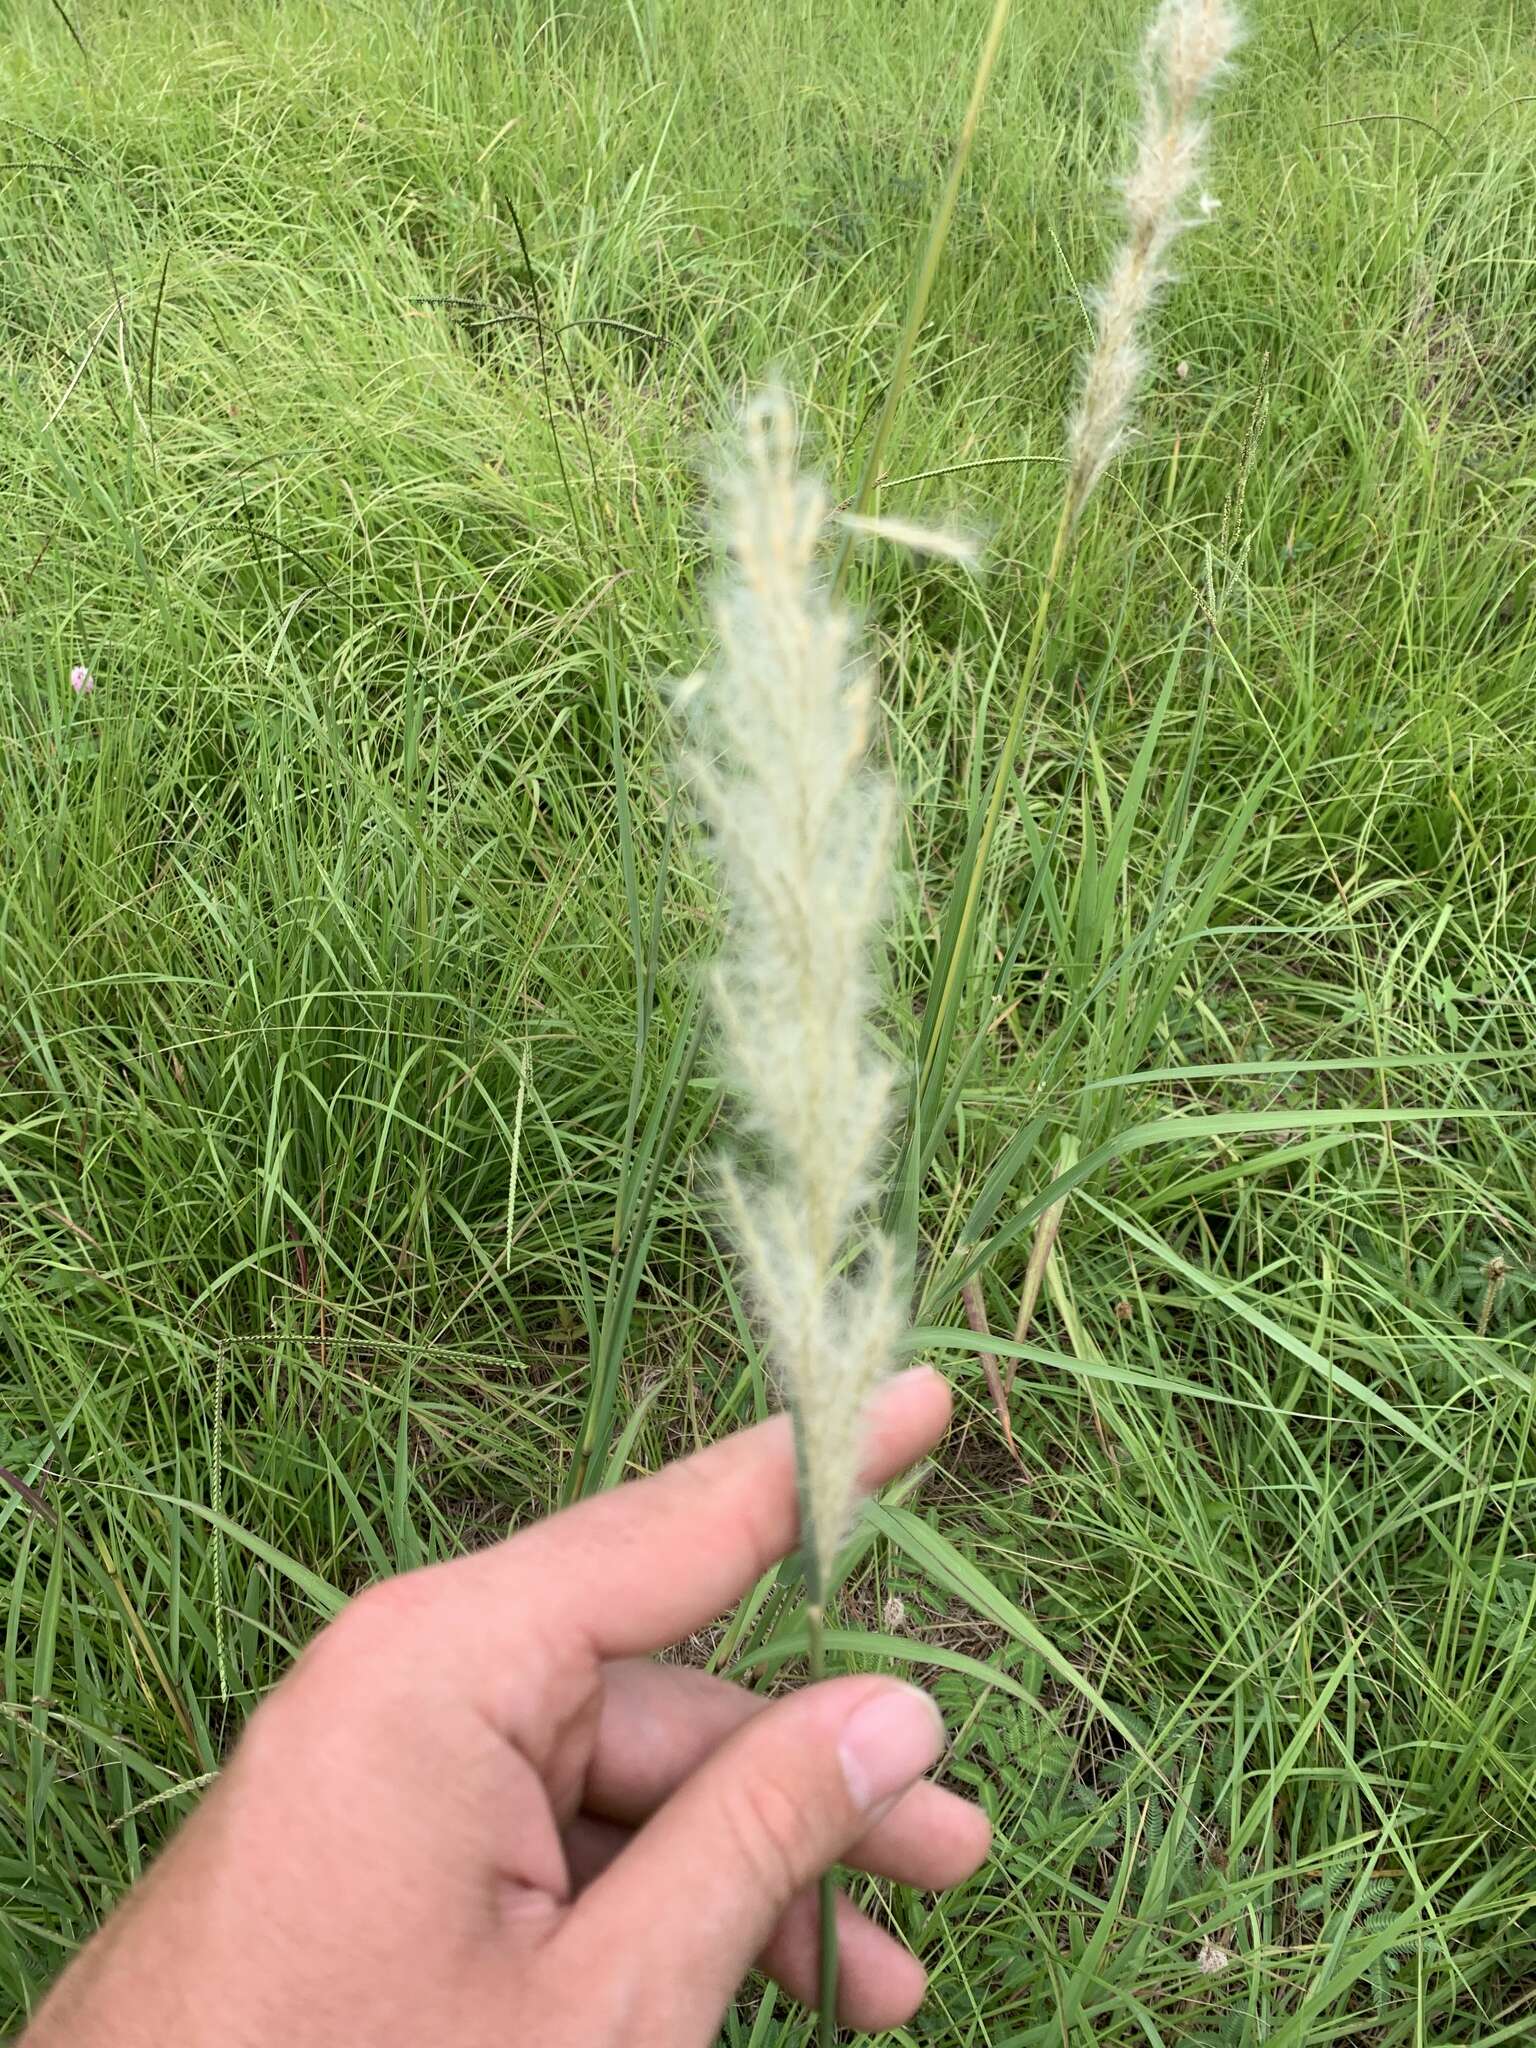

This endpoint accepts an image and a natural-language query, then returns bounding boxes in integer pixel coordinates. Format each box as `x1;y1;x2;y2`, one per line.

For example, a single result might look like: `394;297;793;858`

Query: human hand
26;1366;988;2046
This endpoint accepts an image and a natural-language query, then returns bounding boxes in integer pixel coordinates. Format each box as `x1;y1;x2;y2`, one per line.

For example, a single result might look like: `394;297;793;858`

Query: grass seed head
1066;0;1241;525
681;388;902;1589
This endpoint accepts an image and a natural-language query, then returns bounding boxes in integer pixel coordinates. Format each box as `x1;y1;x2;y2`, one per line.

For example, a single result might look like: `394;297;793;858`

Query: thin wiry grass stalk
804;1599;838;2042
830;0;1015;597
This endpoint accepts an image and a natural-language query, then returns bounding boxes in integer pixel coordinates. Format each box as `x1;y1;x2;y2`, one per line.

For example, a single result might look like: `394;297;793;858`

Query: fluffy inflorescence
682;389;902;1591
1066;0;1241;525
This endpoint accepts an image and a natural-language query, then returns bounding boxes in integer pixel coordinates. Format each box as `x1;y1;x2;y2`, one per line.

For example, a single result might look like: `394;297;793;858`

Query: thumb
557;1676;945;2033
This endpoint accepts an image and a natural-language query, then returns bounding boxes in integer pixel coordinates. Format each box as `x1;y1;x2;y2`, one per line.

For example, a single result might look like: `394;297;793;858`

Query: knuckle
291;1590;385;1691
657;1455;781;1571
259;1575;433;1729
721;1766;815;1902
230;1660;322;1787
235;1607;403;1784
316;1572;435;1667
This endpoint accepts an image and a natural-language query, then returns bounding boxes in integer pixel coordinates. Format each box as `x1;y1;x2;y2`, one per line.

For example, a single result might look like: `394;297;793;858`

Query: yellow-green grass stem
917;493;1073;1105
805;1598;839;2043
830;0;1015;597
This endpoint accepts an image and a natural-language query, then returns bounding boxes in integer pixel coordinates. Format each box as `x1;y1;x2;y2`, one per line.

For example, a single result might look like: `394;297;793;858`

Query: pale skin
25;1367;989;2045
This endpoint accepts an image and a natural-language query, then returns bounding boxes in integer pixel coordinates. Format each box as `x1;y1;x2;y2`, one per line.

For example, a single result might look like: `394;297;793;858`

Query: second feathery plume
1067;0;1242;526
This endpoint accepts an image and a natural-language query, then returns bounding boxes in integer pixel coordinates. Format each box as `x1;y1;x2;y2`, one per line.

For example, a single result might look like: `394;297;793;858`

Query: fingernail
838;1686;945;1813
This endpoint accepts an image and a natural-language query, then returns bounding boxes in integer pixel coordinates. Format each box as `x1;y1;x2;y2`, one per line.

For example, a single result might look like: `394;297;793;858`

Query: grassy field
4;0;1536;2038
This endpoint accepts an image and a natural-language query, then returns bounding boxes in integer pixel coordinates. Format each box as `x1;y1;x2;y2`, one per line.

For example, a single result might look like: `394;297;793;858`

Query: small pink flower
70;665;95;696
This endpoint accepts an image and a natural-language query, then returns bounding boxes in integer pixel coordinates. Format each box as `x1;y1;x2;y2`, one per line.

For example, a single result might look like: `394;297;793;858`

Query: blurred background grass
3;1;1536;2039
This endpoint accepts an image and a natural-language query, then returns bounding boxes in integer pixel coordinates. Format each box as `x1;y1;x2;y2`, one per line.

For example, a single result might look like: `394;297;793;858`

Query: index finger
473;1365;950;1661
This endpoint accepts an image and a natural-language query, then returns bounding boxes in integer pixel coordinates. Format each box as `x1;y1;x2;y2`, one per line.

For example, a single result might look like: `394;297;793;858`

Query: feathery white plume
1066;0;1241;524
681;389;902;1591
837;511;981;564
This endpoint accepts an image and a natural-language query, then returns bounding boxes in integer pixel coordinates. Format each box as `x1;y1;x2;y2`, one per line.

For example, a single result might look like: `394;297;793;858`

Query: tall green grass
4;0;1536;2039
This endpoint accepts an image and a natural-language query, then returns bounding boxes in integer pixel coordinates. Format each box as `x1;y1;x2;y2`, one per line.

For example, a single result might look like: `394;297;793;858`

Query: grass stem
918;493;1073;1104
830;0;1014;596
806;1599;840;2044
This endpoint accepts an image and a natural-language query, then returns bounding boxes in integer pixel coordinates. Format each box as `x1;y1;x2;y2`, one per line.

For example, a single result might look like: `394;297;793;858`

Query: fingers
556;1675;947;2028
563;1817;928;2032
588;1658;990;1890
481;1366;951;1662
